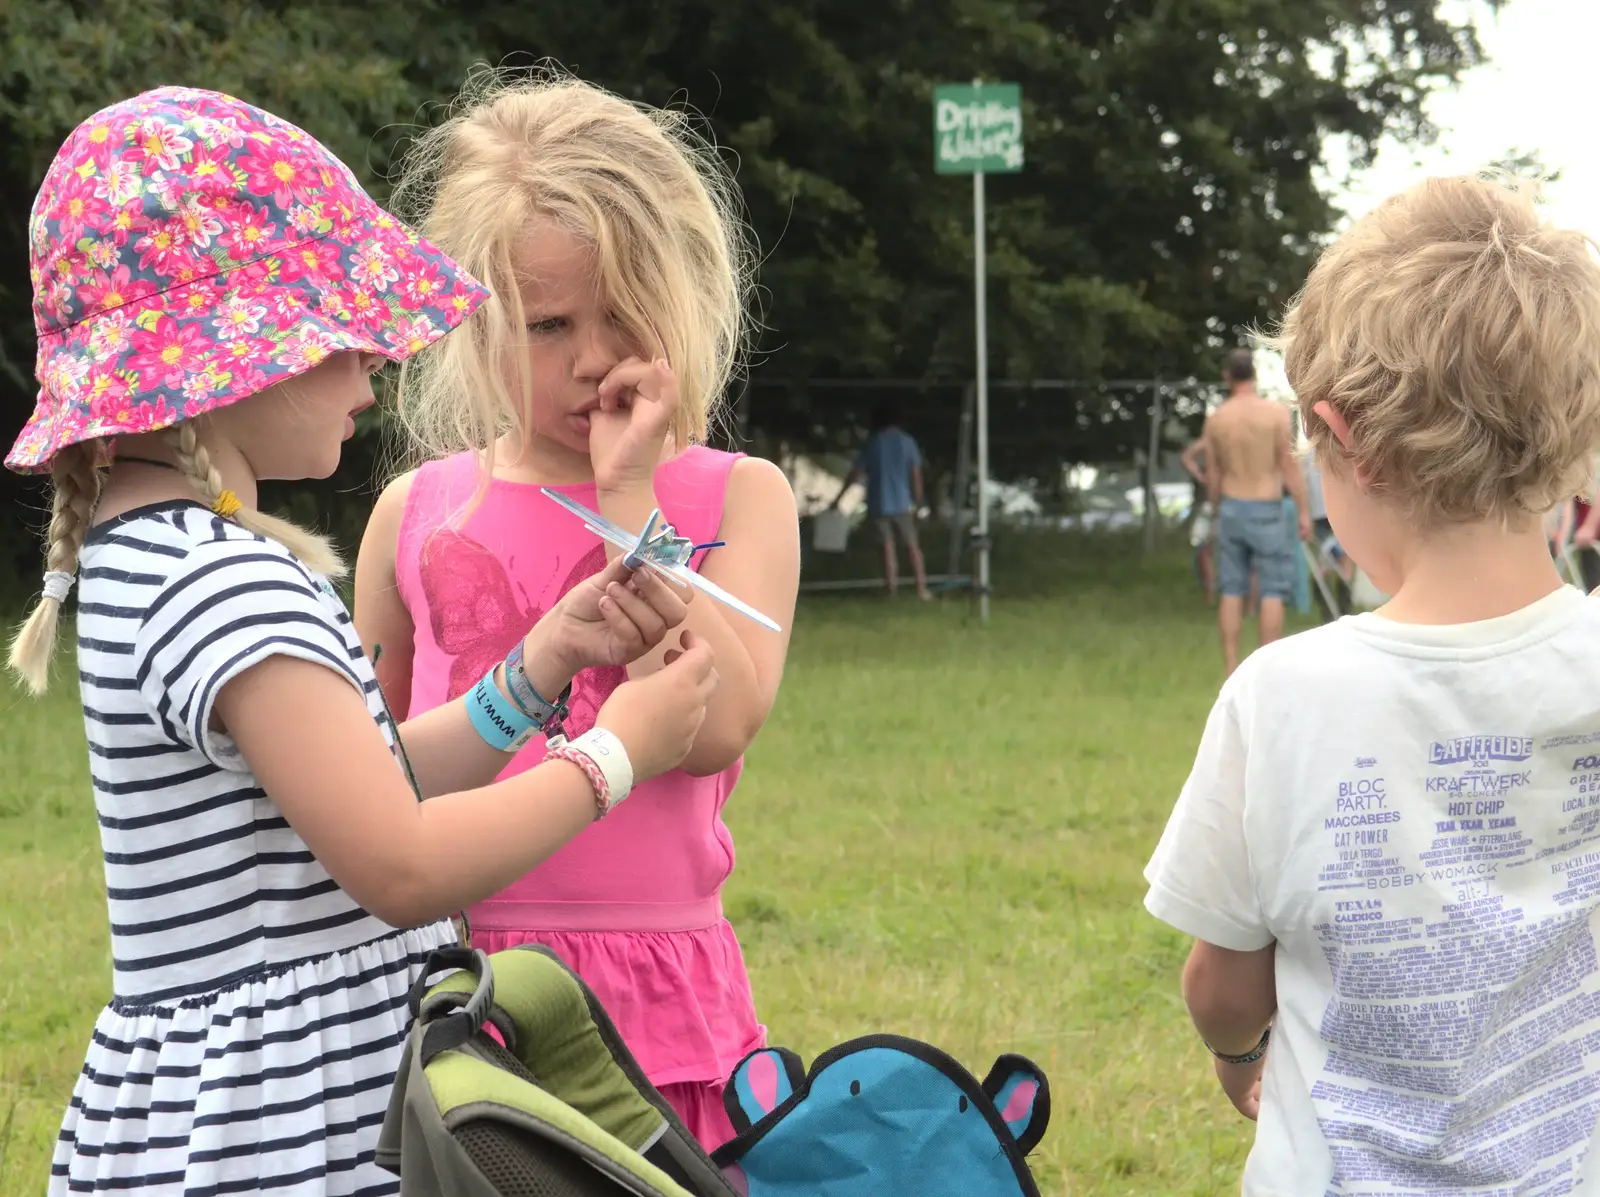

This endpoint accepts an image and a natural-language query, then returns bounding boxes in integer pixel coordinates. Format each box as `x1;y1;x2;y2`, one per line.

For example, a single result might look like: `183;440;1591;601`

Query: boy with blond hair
1145;175;1600;1194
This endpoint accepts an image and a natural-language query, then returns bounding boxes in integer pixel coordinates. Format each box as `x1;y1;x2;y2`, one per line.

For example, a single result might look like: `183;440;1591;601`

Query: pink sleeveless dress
394;446;766;1150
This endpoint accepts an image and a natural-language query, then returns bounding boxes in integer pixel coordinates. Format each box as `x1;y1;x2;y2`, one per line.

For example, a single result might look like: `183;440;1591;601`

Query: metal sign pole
974;168;990;624
933;79;1019;626
948;381;974;579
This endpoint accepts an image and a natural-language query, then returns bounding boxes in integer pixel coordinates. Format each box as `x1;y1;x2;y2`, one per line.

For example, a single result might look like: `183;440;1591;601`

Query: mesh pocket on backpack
453;1120;634;1197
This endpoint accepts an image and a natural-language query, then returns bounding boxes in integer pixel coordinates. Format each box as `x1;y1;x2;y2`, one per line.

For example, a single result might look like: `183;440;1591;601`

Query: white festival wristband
546;727;635;816
571;728;634;807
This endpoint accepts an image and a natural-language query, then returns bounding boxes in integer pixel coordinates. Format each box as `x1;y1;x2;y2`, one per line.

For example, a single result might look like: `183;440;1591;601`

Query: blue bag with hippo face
710;1035;1050;1197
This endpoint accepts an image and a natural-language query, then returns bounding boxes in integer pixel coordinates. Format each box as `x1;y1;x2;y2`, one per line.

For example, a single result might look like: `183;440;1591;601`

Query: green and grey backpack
378;946;1051;1196
375;946;739;1197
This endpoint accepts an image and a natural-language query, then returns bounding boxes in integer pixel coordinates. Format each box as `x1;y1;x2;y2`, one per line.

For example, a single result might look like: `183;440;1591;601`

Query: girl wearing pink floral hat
7;86;718;1195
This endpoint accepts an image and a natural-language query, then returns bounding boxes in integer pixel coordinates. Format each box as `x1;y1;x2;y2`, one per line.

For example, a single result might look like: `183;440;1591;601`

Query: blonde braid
8;441;104;695
165;424;346;579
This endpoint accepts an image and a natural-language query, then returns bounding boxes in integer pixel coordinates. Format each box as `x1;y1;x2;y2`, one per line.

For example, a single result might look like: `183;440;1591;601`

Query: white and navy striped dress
55;501;456;1196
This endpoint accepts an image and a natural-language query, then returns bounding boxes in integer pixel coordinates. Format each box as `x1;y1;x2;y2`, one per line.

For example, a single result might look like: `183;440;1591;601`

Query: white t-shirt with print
1146;586;1600;1196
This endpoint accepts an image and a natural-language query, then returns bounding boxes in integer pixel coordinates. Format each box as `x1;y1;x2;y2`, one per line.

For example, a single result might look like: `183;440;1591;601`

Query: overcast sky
1326;0;1599;232
1259;0;1589;401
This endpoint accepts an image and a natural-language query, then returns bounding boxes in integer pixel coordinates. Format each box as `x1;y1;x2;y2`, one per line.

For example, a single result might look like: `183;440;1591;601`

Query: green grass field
0;531;1292;1194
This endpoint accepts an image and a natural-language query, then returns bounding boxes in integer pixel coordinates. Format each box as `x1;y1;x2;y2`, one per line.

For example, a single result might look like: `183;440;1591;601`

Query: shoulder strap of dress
655;445;745;566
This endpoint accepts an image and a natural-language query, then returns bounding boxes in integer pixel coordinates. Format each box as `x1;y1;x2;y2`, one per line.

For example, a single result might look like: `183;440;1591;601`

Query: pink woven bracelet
546;744;610;820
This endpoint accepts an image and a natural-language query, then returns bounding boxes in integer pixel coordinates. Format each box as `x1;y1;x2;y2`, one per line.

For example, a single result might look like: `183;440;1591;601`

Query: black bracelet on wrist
1206;1026;1270;1065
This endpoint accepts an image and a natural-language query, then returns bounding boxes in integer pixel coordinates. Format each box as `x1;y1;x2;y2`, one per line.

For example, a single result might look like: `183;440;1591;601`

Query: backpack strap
407;948;499;1068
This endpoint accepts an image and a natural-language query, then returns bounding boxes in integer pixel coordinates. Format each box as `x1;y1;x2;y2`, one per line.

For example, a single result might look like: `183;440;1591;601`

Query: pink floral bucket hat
6;85;489;473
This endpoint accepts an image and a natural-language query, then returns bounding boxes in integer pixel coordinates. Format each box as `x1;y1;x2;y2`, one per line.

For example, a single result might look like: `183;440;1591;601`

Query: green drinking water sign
933;83;1023;174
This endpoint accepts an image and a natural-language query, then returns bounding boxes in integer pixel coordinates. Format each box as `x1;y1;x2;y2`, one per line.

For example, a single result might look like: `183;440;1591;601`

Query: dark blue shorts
1217;498;1293;601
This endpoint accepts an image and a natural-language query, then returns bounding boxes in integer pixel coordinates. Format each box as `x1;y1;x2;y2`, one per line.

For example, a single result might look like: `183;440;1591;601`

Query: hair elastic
42;570;75;603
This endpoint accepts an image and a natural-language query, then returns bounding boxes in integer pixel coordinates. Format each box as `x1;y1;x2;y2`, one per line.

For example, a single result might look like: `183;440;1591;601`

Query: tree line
0;0;1501;573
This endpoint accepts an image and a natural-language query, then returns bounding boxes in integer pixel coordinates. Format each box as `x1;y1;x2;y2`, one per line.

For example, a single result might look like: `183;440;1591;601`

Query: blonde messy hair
1271;174;1600;524
388;64;755;470
8;422;343;696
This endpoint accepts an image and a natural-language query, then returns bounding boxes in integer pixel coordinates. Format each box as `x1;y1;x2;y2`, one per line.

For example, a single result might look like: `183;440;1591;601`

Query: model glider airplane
541;488;782;632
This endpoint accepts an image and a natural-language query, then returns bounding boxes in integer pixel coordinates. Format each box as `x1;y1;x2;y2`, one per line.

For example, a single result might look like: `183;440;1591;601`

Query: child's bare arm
604;457;799;776
587;356;798;776
353;469;530;798
1183;939;1276;1121
354;471;419;720
1145;686;1274;1119
218;642;716;928
1183;939;1276;1053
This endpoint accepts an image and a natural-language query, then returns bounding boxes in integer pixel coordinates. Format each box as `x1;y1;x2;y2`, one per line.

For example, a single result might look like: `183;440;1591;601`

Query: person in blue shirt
832;402;931;599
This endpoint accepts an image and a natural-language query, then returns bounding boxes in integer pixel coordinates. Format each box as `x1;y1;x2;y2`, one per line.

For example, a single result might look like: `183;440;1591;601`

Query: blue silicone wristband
465;670;541;753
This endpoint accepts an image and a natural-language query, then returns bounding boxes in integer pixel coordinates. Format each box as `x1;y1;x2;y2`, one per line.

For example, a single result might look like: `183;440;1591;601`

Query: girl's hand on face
529;556;693;678
590;356;679;496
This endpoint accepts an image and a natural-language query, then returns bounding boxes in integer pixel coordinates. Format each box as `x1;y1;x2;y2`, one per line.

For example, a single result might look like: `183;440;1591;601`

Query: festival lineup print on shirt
1313;732;1600;1195
416;527;624;733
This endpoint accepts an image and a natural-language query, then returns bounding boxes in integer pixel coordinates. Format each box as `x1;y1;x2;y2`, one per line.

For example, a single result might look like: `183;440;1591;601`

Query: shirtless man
1196;348;1311;676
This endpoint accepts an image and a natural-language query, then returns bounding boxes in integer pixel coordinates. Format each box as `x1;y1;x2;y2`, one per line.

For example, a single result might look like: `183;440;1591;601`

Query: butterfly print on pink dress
416;531;625;732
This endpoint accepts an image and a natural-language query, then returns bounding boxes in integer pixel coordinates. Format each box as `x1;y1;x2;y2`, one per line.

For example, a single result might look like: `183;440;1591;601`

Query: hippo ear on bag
725;1048;806;1134
711;1034;1050;1197
982;1053;1051;1155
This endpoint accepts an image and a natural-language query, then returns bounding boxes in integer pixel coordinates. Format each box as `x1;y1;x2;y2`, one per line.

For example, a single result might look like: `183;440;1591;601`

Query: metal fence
721;376;1224;592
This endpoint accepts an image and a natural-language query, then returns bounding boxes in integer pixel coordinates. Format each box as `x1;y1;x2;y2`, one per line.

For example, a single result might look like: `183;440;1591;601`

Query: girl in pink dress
354;70;800;1151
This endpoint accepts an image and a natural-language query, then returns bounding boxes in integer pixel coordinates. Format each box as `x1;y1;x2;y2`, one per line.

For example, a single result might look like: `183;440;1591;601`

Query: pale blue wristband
465;669;541;753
